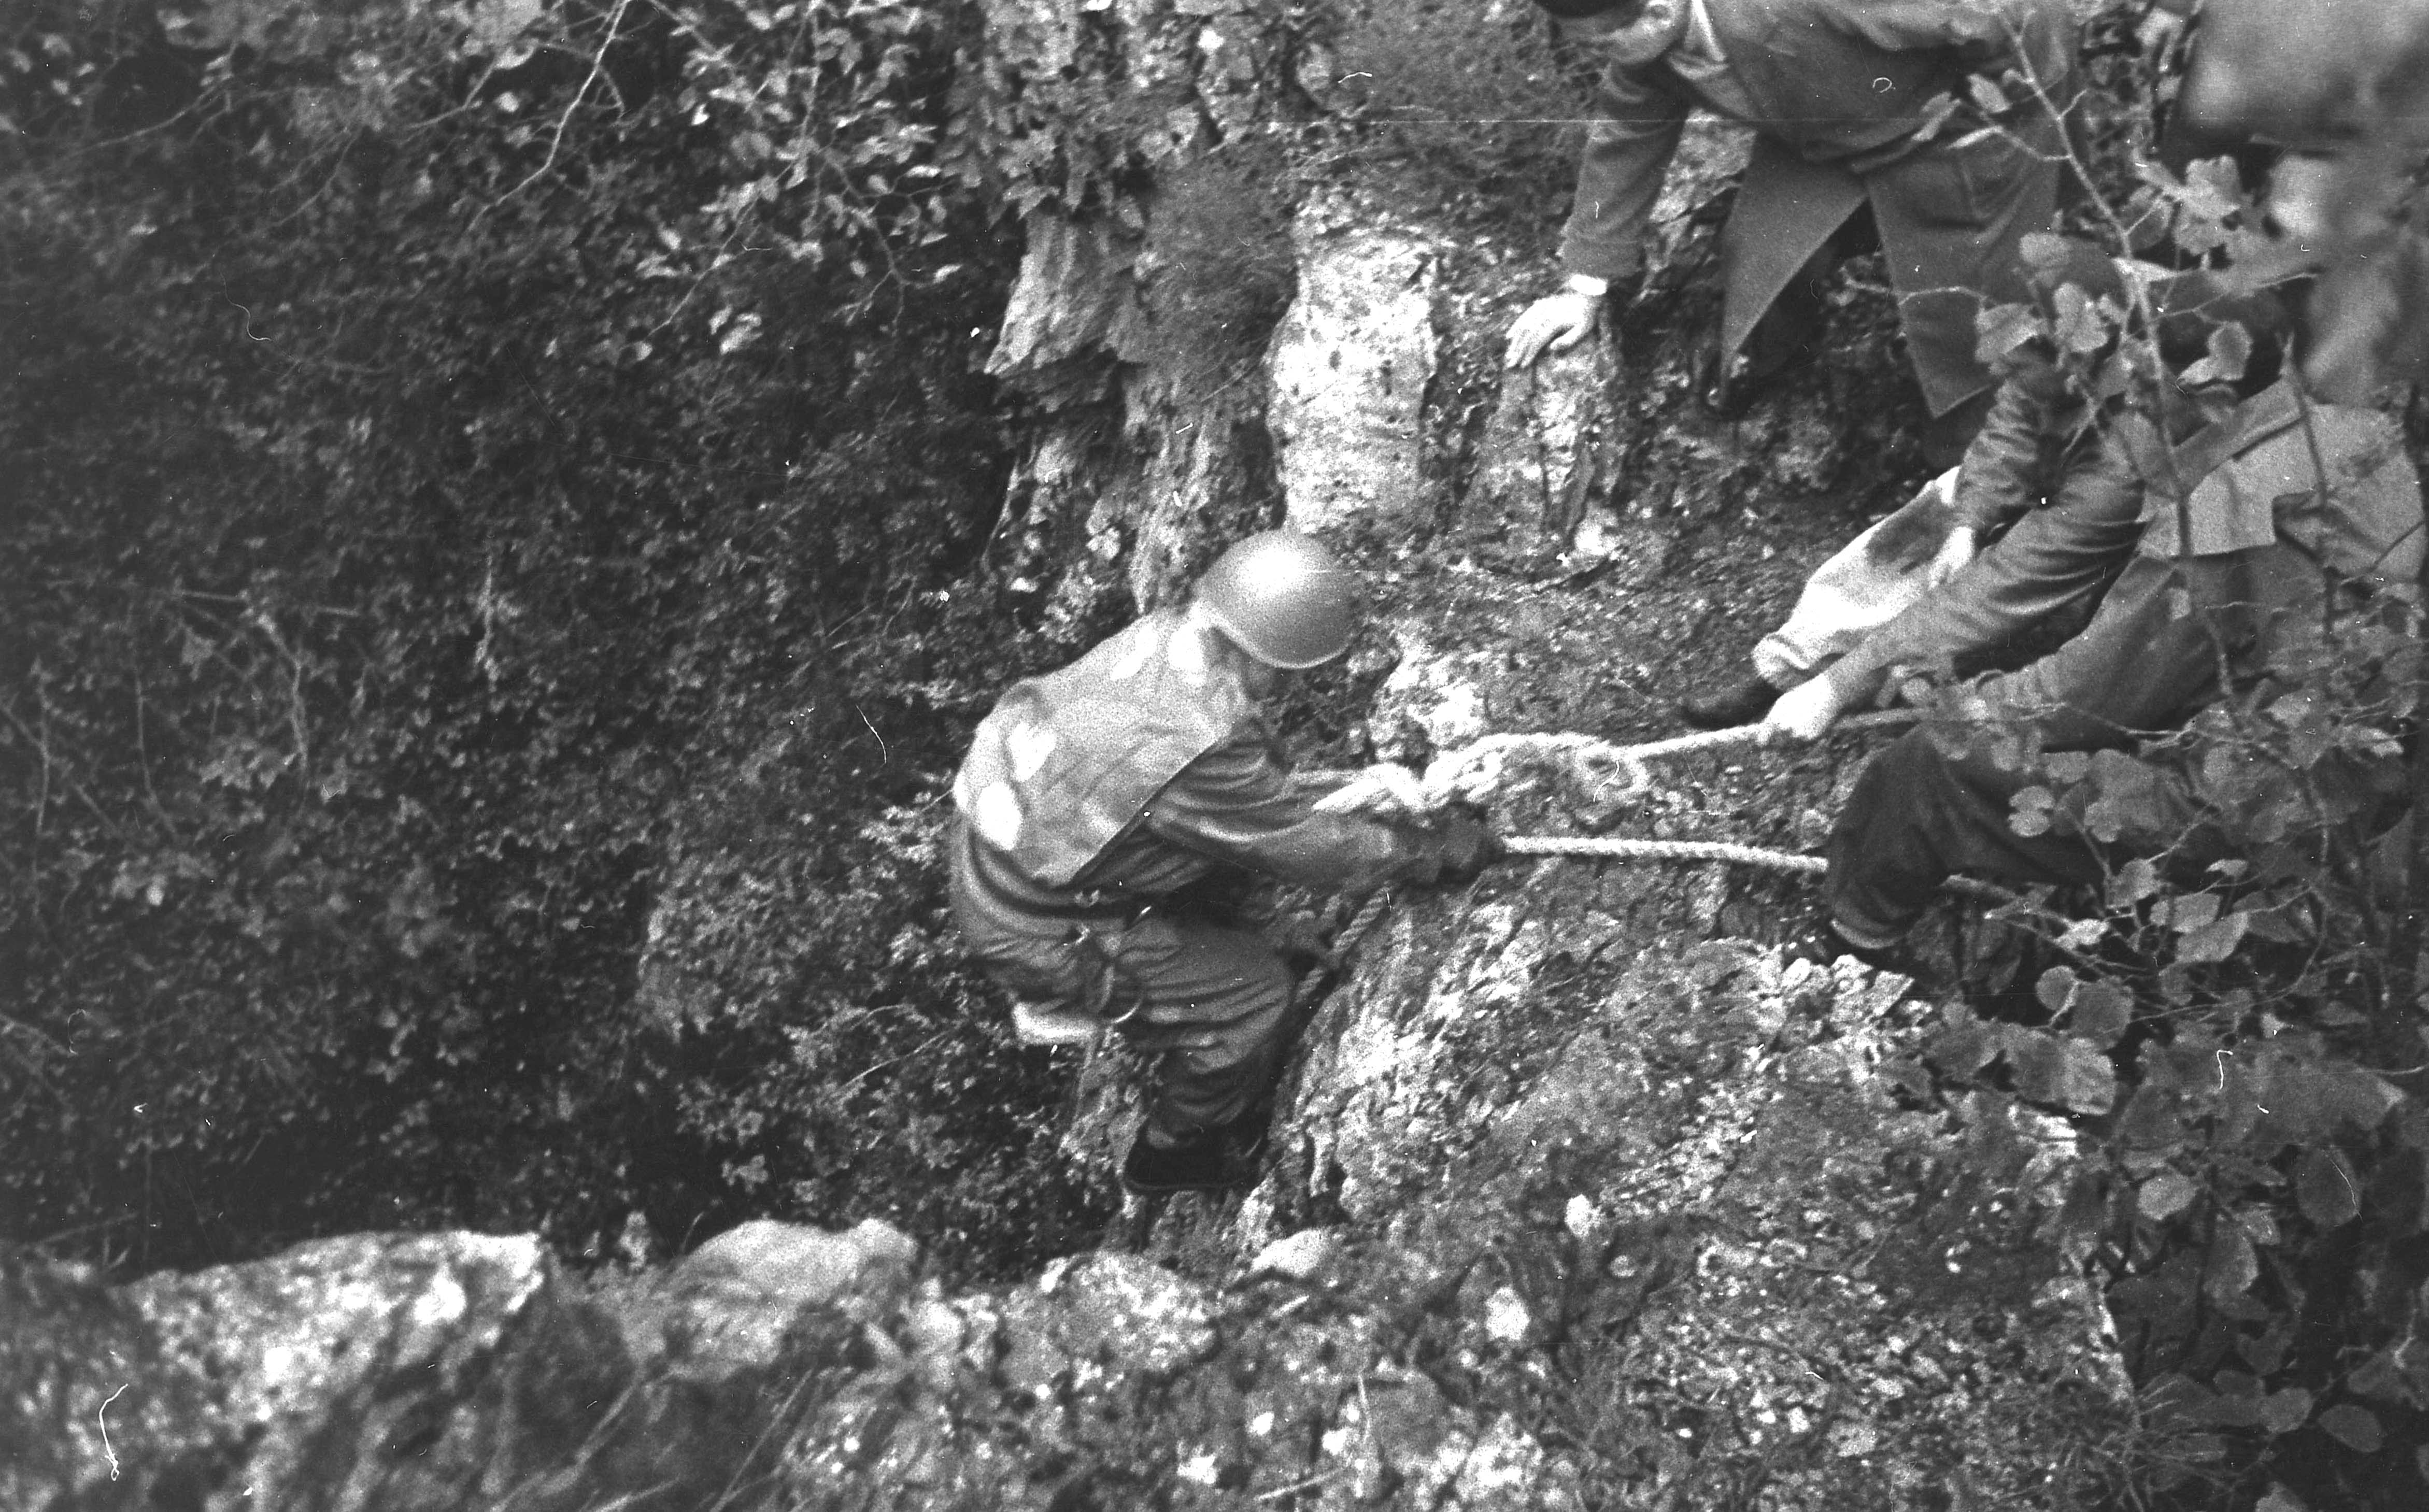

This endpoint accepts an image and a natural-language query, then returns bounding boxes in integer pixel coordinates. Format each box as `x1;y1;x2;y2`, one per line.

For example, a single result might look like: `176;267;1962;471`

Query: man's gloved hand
1505;290;1605;369
1431;813;1506;881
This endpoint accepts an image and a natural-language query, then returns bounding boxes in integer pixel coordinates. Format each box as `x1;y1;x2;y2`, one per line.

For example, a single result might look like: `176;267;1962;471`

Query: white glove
1760;676;1848;746
1505;290;1604;369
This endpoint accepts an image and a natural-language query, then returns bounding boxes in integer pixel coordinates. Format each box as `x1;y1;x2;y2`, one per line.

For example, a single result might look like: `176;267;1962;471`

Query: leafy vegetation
8;4;2429;1507
0;0;1119;1279
1316;0;1580;220
1860;30;2429;1506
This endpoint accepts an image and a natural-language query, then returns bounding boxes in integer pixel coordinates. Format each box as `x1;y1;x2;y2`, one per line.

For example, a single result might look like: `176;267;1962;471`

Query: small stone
1483;1287;1531;1343
1248;1228;1345;1284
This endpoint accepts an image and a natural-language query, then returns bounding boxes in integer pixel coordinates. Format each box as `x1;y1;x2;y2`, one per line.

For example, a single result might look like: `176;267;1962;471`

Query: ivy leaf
1974;299;2046;368
2295;1147;2361;1229
2035;965;2078;1015
2138;1171;2199;1221
2348;1349;2408;1402
1965;73;2012;117
2317;1404;2383;1452
2069;978;2134;1048
2318;1066;2402;1132
1929;1007;1999;1077
2205;1381;2264;1428
2230;1206;2282;1247
2180;156;2249;232
2205;1226;2258;1301
2255;1485;2309;1512
2019;232;2084;278
2119;1085;2185;1150
2052;283;2113;355
2006;1028;2116;1114
2008;783;2056;838
2158;892;2221;931
2258;1386;2314;1436
2178;319;2252;389
2107;857;2162;906
2177;911;2251;964
2059;917;2106;952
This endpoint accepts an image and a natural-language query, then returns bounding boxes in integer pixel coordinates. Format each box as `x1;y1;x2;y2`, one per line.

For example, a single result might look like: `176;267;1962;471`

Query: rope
1028;720;2007;1047
1503;834;1827;873
1498;832;2021;906
1308;709;1925;816
1288;887;1394;1011
1613;708;1920;764
1334;887;1395;958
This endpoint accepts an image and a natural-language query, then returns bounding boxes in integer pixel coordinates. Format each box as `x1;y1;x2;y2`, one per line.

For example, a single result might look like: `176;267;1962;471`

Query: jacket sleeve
1141;735;1447;894
1559;66;1692;283
1950;365;2073;535
1823;433;2149;710
1968;554;2234;748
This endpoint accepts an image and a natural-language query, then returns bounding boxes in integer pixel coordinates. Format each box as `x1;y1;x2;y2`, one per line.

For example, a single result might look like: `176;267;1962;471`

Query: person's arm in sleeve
1950;363;2071;536
1967;553;2233;748
1558;65;1692;288
1820;434;2151;714
1142;737;1476;894
1513;66;1689;368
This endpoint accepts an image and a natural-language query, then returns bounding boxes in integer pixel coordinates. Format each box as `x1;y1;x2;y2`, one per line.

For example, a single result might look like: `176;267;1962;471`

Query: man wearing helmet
950;531;1501;1195
1507;0;2081;464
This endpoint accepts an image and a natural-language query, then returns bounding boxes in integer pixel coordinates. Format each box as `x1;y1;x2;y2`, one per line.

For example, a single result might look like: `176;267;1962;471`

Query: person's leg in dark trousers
1101;911;1294;1146
1825;730;2108;949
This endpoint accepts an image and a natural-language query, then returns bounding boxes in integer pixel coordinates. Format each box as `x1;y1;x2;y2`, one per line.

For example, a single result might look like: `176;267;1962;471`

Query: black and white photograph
6;1;2428;1506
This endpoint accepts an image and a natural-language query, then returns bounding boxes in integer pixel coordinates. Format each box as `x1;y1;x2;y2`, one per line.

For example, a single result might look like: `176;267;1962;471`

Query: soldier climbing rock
949;531;1503;1196
1507;0;2083;466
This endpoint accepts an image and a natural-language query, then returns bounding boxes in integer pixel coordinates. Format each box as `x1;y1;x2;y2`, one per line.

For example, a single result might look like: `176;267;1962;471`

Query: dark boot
1120;1121;1265;1196
1678;672;1781;730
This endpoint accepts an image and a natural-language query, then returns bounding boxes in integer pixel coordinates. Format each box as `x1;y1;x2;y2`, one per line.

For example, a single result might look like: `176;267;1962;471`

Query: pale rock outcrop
985;213;1146;409
3;1219;1594;1511
1367;625;1505;765
1267;194;1439;537
1459;336;1625;575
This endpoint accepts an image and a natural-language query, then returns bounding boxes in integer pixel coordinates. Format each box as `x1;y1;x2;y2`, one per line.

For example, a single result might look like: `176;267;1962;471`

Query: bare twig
0;695;132;844
488;0;633;211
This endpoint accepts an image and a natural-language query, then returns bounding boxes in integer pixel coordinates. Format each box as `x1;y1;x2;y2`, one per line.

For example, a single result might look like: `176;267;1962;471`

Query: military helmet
1194;530;1359;670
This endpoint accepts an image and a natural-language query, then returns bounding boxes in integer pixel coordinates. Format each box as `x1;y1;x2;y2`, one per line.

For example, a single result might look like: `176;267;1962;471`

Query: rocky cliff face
6;3;2133;1507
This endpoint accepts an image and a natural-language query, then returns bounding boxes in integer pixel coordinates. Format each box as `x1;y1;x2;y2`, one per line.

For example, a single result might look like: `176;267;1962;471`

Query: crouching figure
949;531;1501;1195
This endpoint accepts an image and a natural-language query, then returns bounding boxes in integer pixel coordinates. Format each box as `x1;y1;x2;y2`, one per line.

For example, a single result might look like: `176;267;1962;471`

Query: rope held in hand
1609;707;1920;764
1498;832;2018;905
1307;709;1925;809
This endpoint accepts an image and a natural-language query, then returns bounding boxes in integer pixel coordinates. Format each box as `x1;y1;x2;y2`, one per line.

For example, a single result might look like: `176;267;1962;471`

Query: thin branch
0;695;131;844
487;0;633;212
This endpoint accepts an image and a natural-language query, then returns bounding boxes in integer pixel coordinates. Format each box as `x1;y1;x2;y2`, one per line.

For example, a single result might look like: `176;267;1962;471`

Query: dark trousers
1825;730;2107;946
960;905;1291;1143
